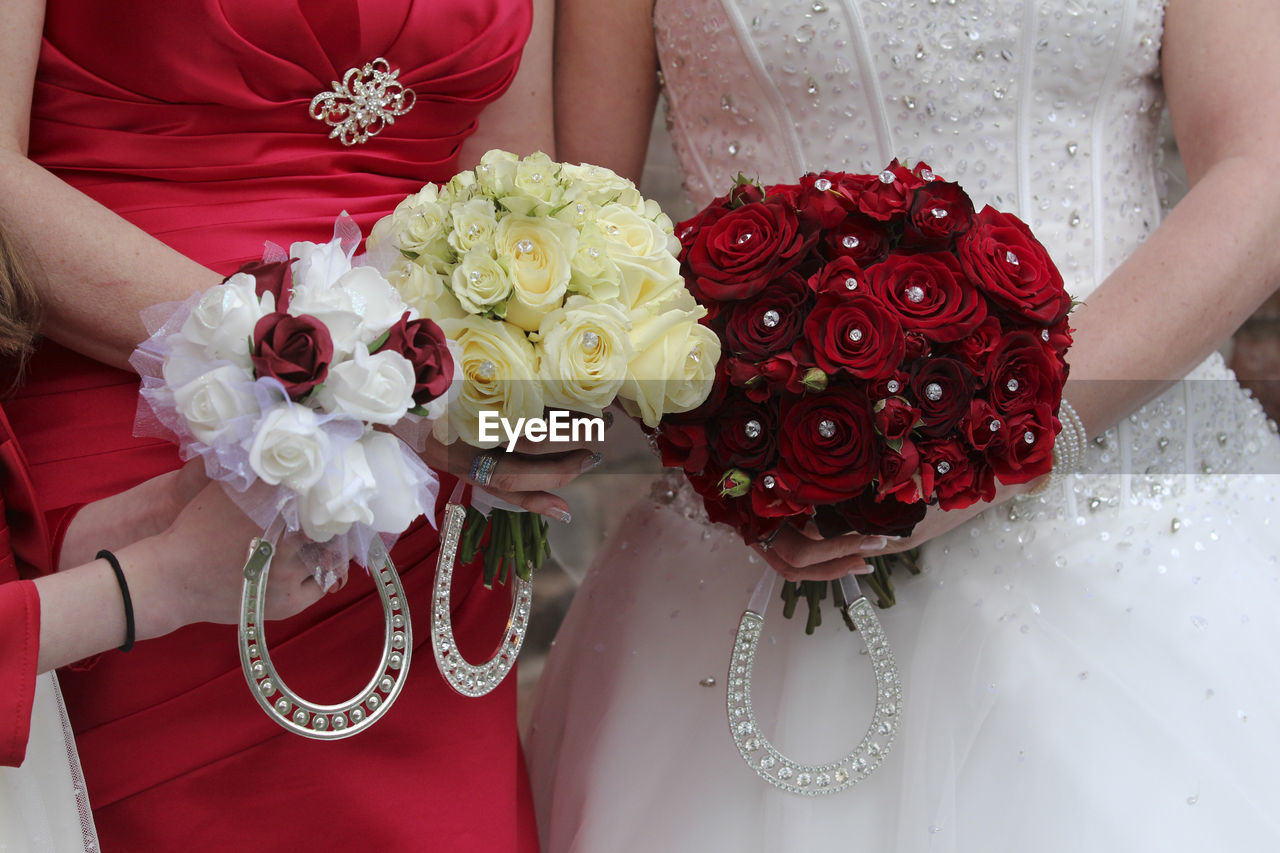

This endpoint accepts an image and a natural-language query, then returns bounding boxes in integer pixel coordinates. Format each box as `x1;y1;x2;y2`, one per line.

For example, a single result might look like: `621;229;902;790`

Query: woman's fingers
479;448;601;493
755;546;869;582
768;526;889;568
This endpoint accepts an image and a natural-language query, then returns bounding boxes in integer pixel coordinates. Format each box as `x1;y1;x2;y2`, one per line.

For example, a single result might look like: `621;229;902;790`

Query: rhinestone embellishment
762;309;781;328
1007;378;1020;392
818;419;837;438
904;285;926;303
842;235;861;249
814;178;833;191
744;419;762;439
581;331;600;349
936;460;952;475
886;379;901;393
925;382;943;401
844;277;858;290
309;58;416;146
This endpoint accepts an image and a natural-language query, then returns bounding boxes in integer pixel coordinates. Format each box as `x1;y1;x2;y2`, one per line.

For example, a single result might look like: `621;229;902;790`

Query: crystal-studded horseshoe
430;499;533;698
238;534;410;739
727;570;902;795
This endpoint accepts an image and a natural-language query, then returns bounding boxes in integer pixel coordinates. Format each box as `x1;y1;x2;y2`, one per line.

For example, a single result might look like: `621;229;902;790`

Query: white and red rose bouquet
654;162;1073;627
132;221;457;582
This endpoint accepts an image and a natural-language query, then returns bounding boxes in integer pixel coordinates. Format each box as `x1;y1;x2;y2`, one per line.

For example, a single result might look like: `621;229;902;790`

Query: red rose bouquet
655;162;1073;629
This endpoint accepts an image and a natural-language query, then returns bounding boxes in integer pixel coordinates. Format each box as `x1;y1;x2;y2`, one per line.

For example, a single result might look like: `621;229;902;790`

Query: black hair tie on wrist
97;549;135;652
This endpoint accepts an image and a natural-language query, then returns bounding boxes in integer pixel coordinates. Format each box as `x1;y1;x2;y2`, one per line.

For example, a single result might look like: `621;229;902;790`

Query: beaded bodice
654;0;1168;302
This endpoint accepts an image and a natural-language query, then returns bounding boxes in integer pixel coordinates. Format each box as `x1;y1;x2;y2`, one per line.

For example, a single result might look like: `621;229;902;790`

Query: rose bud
874;396;922;443
718;468;753;498
801;367;829;392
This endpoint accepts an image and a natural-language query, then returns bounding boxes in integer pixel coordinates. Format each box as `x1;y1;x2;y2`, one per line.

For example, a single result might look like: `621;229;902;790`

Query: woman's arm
552;0;660;180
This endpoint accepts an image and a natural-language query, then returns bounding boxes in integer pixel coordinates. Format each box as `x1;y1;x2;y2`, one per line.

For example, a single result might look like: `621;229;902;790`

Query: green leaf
367;329;391;353
399;248;420;260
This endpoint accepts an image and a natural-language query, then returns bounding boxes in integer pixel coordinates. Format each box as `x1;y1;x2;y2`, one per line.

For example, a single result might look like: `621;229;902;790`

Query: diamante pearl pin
879;170;896;184
842;235;860;249
1023;431;1035;444
762;475;776;489
762;309;781;328
845;277;858;290
905;285;925;303
582;331;600;349
936;460;951;474
744;419;762;439
989;419;1002;431
887;379;901;393
848;328;863;342
1007;378;1020;392
1005;250;1020;266
925;382;943;401
814;178;832;191
516;239;534;254
818;419;837;438
931;208;948;218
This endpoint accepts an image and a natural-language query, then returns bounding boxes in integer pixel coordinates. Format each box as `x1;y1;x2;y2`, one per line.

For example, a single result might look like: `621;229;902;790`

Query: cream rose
296;441;376;542
316;347;416;425
474;149;520;197
248;403;330;491
288;266;408;353
447;198;500;254
534;296;633;415
435;315;544;447
595;205;684;311
450;248;512;315
568;223;623;302
171;363;260;445
619;306;721;427
495;214;578;331
386;262;466;322
559;162;638;207
179;273;272;367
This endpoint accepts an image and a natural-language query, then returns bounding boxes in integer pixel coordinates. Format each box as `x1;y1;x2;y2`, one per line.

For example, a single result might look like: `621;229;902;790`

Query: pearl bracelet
1026;397;1088;496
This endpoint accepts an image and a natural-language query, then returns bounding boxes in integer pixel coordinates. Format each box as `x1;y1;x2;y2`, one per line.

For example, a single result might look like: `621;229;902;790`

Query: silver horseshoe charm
238;535;410;739
727;571;903;795
430;502;533;697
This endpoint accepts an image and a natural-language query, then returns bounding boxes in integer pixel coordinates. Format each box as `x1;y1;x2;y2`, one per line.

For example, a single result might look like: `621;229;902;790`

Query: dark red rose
903;331;932;360
685;197;812;302
691;468;783;544
807;256;867;296
901;181;975;250
866;252;987;343
911;357;975;438
710;394;779;472
750;468;812;519
779;390;880;502
812;486;929;538
656;422;710;474
958;206;1071;325
868;370;911;400
725;272;811;359
986;332;1062;415
804;293;906;380
676;204;730;254
840;160;924;221
825;213;894;267
728;353;807;402
874;396;921;442
228;259;293;312
763;182;802;207
952;316;1005;373
963;399;1004;451
988;403;1058;485
877;440;923;503
918;438;996;510
1041;315;1074;367
794;172;857;228
379;312;454;406
251;313;334;400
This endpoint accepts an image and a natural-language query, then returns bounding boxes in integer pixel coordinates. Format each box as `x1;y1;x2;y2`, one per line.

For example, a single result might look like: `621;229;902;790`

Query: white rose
595;205;685;310
614;252;684;311
535;296;633;415
296;441;376;542
172;364;261;445
435;315;544;447
179;274;273;366
451;248;513;315
474;149;520;197
447;198;500;254
316;347;416;426
361;431;431;534
386;262;467;322
619;306;721;427
248;403;330;491
597;205;671;259
288;266;408;353
289;238;352;292
494;214;578;331
559;162;637;206
567;224;622;302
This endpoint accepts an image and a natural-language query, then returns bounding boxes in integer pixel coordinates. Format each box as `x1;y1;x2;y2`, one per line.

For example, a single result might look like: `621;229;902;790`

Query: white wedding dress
527;1;1280;850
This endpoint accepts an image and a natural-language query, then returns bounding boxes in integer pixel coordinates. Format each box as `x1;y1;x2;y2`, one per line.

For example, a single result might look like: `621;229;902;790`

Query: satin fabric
4;2;539;849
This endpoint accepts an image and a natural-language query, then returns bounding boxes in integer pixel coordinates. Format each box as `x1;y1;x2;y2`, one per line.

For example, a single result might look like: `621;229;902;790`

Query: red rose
825;213;893;267
812;486;929;538
986;332;1062;415
251;312;333;400
379;313;454;406
874;396;921;442
750;468;812;519
868;370;911;400
685;197;812;302
963;399;1004;451
724;272;811;359
911;161;943;182
877;440;923;503
1041;316;1074;367
794;172;857;228
911;357;975;438
229;259;292;312
807;256;867;296
710;394;779;472
728;353;806;402
958;206;1071;325
841;160;924;221
866;252;987;343
952;316;1005;373
779;390;879;502
656;422;710;474
988;403;1057;485
919;438;996;510
804;293;905;380
903;331;932;360
691;467;783;544
901;181;975;250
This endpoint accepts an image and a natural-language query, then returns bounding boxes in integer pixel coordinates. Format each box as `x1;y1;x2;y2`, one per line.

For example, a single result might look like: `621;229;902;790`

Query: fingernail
543;509;572;525
602;410;615;429
857;536;888;552
581;452;603;472
852;564;874;575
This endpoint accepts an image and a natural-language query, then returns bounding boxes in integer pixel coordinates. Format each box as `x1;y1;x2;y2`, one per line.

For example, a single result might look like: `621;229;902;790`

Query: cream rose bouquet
367;149;720;586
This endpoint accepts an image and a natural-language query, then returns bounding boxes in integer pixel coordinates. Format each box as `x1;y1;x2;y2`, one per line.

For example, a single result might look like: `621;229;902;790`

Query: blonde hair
0;226;44;385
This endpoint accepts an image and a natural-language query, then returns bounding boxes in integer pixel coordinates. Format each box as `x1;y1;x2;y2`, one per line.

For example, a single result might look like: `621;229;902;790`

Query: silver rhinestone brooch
310;58;416;146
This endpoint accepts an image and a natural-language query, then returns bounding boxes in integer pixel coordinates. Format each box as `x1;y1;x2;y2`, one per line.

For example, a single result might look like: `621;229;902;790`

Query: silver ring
758;526;783;552
469;452;499;487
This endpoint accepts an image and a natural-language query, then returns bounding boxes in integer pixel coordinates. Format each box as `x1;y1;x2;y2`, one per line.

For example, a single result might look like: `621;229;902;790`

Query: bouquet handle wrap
727;570;902;795
238;529;411;739
430;493;533;698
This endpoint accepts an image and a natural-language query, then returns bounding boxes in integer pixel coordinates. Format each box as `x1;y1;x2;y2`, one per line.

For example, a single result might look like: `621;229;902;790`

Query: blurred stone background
516;112;1280;725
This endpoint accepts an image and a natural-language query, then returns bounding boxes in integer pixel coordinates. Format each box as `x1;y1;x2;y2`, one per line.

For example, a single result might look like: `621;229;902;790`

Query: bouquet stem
789;548;921;634
460;507;550;588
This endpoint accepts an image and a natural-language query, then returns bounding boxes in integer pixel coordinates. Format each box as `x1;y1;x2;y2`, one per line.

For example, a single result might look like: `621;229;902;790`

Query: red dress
3;2;539;849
